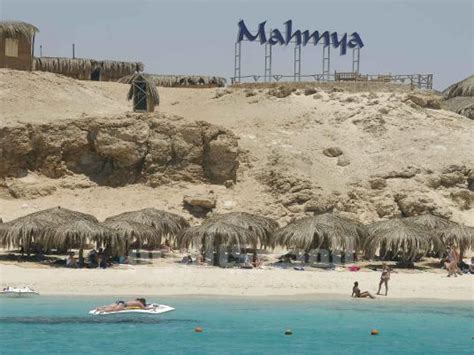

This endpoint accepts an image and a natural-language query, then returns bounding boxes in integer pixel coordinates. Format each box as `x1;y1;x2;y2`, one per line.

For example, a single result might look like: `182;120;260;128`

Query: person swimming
352;282;375;299
95;298;147;312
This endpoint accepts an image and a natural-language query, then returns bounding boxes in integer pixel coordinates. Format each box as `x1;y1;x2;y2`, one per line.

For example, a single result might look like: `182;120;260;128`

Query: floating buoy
371;329;380;335
195;327;203;333
285;329;293;335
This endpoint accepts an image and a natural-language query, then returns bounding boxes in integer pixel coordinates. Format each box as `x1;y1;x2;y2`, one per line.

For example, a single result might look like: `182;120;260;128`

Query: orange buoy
195;327;203;333
285;329;293;335
371;329;380;335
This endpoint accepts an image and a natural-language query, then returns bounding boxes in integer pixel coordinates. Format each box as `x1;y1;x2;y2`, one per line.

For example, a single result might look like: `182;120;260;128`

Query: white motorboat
0;286;40;297
89;303;174;315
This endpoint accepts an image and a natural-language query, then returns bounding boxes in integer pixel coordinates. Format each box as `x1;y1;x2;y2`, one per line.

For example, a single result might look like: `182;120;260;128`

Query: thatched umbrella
404;214;473;259
439;223;474;260
0;207;97;251
178;220;256;251
101;220;160;254
204;212;278;248
365;219;442;262
275;213;363;252
104;208;189;244
42;220;115;250
404;214;452;230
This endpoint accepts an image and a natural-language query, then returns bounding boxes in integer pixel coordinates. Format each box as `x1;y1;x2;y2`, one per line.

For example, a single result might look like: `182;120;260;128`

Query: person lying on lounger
352;282;375;299
95;298;147;312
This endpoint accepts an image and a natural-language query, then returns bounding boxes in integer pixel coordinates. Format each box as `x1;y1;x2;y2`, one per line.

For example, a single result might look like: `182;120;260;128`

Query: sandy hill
0;69;472;226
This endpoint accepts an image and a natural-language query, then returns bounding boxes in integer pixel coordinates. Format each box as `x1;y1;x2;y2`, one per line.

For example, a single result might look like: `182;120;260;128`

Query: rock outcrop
0;113;239;187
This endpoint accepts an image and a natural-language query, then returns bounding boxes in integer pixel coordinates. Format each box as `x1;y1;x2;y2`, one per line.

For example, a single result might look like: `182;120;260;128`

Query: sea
0;296;472;354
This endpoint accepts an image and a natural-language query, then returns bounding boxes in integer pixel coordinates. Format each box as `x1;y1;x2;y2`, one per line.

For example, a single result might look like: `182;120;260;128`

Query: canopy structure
0;207;98;250
178;220;256;251
365;218;442;262
104;208;189;243
204;212;278;248
101;219;161;253
275;213;364;252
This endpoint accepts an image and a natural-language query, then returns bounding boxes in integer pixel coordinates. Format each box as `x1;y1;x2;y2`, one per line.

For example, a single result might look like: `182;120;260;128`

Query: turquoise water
0;296;472;354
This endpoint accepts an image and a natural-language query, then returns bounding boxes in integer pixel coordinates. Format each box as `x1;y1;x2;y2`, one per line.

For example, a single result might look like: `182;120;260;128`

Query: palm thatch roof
365;219;442;262
178;220;256;250
204;212;278;247
104;208;188;240
125;73;160;107
0;207;98;250
33;57;144;80
101;220;161;252
404;214;452;230
41;220;115;251
0;21;39;39
443;75;474;99
439;223;474;252
275;213;364;252
119;74;226;88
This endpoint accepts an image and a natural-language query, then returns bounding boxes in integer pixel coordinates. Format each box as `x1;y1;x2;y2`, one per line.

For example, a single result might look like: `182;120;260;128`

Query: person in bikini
377;263;396;296
352;282;375;299
95;298;147;312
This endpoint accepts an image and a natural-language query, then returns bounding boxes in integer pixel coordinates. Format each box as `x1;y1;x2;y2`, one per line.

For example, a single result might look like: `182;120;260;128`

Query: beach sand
1;263;472;300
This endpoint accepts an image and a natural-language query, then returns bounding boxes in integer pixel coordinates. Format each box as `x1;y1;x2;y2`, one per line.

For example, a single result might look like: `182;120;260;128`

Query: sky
0;0;472;90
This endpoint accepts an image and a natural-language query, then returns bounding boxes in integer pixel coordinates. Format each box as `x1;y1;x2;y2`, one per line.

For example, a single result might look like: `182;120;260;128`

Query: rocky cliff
0;113;239;186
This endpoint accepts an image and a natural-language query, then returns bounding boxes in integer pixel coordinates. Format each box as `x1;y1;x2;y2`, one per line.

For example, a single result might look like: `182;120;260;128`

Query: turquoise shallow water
0;296;472;354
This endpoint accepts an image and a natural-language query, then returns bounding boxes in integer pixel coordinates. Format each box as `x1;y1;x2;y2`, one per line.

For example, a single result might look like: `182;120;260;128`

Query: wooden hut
0;21;38;71
126;73;160;112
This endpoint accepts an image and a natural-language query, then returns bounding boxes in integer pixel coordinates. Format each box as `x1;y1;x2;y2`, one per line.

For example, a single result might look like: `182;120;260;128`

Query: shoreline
2;263;472;301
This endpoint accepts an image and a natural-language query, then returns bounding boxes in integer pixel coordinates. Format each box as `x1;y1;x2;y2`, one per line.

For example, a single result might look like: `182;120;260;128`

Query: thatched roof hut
365;219;442;262
0;206;98;250
33;57;144;81
101;220;161;253
124;73;160;112
204;212;278;248
104;208;188;241
275;213;364;252
0;21;39;39
1;21;39;71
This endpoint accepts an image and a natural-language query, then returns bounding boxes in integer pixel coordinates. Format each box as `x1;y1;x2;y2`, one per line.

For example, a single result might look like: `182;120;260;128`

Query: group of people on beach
352;263;394;299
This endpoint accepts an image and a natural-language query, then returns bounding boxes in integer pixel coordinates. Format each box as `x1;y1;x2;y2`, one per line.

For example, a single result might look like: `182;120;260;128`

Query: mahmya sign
233;20;365;83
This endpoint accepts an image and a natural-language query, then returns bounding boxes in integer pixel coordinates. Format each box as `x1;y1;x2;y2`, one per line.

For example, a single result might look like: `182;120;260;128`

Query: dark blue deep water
0;296;472;354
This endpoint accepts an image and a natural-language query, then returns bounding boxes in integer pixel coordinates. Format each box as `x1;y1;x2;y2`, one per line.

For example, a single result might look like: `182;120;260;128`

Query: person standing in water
377;263;395;296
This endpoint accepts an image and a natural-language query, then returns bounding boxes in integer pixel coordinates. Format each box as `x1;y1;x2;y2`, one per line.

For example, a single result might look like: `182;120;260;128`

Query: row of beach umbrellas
0;207;472;262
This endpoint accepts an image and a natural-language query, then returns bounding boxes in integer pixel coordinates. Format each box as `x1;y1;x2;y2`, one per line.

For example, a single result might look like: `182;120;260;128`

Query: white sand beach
1;263;472;300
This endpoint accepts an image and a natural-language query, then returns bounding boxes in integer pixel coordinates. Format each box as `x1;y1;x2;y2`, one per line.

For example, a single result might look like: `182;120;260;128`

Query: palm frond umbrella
28;206;98;224
101;220;161;254
365;219;442;262
204;212;278;248
275;213;363;253
42;220;115;250
104;208;189;243
0;206;99;252
178;220;256;252
404;214;452;230
439;223;474;260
